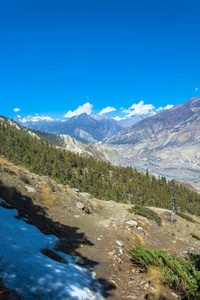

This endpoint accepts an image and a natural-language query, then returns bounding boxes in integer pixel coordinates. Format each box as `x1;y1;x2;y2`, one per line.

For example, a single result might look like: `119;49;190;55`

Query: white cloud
64;102;93;118
156;107;163;112
113;116;126;121
164;104;174;110
195;87;198;91
13;108;20;112
120;107;124;110
99;106;116;115
122;100;155;117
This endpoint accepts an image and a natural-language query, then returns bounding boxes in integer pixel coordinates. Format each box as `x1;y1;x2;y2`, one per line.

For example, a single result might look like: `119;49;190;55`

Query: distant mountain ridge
15;113;124;143
105;97;200;191
107;97;200;146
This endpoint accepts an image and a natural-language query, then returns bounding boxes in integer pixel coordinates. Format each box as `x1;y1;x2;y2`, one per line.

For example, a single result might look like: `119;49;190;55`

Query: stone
116;240;124;247
171;292;178;298
125;220;138;227
25;186;35;193
137;226;143;231
119;248;124;256
76;202;84;209
74;256;84;265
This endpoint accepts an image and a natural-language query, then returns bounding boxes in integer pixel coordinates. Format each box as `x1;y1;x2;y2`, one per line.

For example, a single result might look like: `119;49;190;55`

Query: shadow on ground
0;180;116;298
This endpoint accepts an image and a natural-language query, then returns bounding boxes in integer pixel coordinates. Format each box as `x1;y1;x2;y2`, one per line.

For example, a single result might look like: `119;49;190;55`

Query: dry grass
138;220;148;228
39;181;56;207
145;266;165;299
135;234;145;245
0;156;18;175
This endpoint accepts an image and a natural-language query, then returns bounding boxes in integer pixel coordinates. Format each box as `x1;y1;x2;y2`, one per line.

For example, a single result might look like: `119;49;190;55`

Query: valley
107;143;200;193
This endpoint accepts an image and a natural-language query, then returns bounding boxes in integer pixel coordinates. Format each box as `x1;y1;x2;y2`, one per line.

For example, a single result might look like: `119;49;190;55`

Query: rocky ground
1;157;200;299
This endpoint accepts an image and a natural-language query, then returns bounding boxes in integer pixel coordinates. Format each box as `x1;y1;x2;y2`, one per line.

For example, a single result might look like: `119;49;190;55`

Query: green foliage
128;205;162;226
0;116;200;216
30;129;65;147
191;233;200;241
177;212;196;223
129;244;200;299
188;251;200;271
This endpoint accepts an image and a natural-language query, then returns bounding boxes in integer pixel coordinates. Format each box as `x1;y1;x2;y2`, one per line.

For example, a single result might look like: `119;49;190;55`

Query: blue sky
0;0;200;120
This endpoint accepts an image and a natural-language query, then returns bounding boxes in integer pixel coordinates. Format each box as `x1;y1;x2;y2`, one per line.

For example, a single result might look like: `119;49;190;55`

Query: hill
105;97;200;191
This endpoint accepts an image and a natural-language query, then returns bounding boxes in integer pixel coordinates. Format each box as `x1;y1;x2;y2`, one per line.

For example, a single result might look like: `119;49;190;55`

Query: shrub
191;232;200;240
177;211;196;223
129;205;162;226
129;244;200;299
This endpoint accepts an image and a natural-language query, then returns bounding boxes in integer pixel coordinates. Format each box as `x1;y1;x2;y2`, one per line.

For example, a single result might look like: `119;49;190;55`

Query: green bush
128;205;162;226
188;251;200;271
129;244;200;299
191;232;200;240
177;212;196;223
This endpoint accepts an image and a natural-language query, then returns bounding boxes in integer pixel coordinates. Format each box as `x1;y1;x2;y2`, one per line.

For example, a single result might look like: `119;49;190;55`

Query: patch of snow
16;115;54;123
0;199;104;299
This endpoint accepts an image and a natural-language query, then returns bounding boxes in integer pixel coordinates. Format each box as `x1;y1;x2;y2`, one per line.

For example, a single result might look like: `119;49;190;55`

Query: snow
0;199;104;299
16;115;54;123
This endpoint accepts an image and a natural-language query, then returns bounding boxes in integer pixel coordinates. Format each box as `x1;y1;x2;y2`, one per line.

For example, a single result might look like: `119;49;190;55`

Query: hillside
1;157;200;299
105;97;200;191
1;115;200;216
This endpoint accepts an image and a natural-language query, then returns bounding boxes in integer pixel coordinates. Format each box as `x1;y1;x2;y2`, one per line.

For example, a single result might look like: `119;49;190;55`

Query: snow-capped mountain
15;113;124;143
15;115;54;123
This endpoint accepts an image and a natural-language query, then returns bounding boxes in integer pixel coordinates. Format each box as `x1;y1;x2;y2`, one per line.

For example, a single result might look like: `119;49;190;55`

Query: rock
25;186;35;193
74;256;84;265
126;220;138;227
73;188;79;193
171;292;178;298
83;192;92;199
119;248;124;256
137;226;143;231
76;202;84;209
116;240;124;247
144;283;149;289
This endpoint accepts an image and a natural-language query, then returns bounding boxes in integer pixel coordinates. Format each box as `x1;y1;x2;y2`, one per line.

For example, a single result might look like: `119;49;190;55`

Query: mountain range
13;97;200;190
15;113;124;143
15;110;158;143
105;97;200;190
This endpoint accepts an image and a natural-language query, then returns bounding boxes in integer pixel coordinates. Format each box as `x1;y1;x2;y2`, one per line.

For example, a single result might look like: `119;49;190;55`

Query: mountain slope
15;113;124;143
1;157;200;299
1;115;200;212
105;97;200;190
107;97;200;146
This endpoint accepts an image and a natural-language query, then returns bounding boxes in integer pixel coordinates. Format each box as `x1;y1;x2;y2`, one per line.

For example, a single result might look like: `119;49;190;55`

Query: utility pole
170;180;179;223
